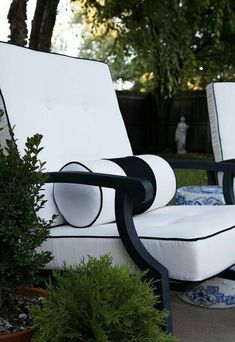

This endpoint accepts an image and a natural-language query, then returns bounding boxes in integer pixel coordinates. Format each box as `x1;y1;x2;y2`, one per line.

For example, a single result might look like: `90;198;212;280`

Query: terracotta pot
0;287;46;342
0;329;34;342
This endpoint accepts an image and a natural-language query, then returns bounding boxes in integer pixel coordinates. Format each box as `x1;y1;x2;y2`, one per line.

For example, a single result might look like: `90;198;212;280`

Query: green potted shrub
0;110;53;340
32;254;177;342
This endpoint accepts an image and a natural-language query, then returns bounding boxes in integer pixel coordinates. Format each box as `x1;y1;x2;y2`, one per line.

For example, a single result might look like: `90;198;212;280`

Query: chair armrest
220;159;235;204
169;160;217;184
46;171;153;204
169;159;234;172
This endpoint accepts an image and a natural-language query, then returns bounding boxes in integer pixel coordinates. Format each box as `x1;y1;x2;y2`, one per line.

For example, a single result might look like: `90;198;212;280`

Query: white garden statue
175;116;189;154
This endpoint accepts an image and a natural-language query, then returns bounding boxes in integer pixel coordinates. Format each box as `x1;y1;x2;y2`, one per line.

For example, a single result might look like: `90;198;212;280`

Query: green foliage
75;0;235;95
0;110;53;299
162;153;212;188
32;255;177;342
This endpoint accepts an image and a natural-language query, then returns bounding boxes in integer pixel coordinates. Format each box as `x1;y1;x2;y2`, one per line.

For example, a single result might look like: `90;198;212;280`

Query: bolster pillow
110;155;176;214
53;155;176;227
53;160;125;228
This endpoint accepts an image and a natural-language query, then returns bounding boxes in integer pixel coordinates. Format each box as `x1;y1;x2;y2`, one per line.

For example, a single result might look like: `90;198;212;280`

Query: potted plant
31;254;177;342
0;110;53;341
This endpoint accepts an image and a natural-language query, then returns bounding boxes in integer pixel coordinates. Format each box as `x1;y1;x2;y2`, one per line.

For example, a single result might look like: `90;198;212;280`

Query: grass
160;152;213;189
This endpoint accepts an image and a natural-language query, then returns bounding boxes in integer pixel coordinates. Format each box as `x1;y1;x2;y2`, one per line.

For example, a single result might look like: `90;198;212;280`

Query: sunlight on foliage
187;78;204;91
73;0;235;96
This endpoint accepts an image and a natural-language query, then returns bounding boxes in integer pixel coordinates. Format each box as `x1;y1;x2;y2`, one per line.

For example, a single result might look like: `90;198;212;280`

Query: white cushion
54;160;126;227
39;205;235;281
0;43;132;167
111;155;176;213
137;155;176;210
0;42;132;225
207;82;235;162
207;82;235;187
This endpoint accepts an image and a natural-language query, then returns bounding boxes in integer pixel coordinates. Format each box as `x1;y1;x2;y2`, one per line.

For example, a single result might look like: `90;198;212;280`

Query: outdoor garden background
1;0;234;187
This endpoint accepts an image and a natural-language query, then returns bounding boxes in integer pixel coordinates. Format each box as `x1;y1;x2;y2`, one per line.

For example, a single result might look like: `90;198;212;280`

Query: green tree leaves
75;0;235;96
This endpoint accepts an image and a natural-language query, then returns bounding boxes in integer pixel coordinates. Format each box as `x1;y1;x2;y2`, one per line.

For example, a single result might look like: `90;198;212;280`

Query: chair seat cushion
39;205;235;281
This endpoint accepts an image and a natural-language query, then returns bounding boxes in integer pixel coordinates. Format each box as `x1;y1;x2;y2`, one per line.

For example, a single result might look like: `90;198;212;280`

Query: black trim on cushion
0;40;106;65
109;156;156;214
53;162;103;228
48;224;235;242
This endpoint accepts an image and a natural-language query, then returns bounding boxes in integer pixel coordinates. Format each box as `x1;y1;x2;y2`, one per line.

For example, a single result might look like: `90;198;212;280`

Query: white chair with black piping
1;42;235;333
207;82;235;201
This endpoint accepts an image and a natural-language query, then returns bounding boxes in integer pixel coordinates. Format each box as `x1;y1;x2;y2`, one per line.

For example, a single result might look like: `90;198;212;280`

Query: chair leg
115;192;173;333
149;272;173;333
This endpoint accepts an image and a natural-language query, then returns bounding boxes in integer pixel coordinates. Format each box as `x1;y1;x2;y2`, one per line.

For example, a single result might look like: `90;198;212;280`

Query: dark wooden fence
117;92;156;154
117;90;212;154
167;91;212;153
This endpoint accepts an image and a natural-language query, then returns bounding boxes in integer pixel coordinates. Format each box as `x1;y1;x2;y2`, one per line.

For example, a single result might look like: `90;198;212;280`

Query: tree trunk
29;0;60;52
7;0;28;46
28;0;46;50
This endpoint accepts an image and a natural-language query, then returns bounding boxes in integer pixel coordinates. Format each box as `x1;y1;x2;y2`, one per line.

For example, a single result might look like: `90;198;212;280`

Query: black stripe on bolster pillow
109;156;156;214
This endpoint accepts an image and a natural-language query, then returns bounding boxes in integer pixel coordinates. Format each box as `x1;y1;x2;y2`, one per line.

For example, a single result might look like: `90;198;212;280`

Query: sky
0;0;82;56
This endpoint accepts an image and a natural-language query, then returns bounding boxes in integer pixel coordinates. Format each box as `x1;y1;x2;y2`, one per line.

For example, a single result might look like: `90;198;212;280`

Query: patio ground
171;291;235;341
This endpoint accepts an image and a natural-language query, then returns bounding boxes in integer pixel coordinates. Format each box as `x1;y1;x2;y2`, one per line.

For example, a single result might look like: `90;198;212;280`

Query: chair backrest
206;82;235;162
0;42;133;224
0;42;132;171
